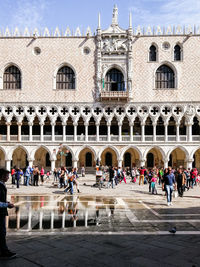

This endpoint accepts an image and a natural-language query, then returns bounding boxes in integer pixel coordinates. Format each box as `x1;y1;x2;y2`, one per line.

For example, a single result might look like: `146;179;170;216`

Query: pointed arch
167;146;189;162
98;145;120;160
75;145;97;161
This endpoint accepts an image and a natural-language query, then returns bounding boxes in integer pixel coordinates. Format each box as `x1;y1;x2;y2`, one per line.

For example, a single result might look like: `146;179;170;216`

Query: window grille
156;65;175;89
3;66;21;89
56;66;75;89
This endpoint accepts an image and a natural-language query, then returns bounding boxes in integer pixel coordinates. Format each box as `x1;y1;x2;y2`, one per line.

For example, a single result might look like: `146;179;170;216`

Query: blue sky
0;0;200;32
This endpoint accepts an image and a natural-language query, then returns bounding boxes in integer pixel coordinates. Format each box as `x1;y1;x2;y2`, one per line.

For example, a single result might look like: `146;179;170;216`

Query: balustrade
1;123;200;143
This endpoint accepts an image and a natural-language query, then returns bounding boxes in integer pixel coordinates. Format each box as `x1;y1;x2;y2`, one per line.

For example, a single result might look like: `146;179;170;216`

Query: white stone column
153;123;156;142
6;123;10;141
118;159;122;168
62;124;66;142
28;160;33;168
176;123;180;142
187;159;193;169
187;123;192;142
40;123;44;142
5;160;11;171
130;124;133;142
164;123;168;142
141;123;145;142
18;122;21;142
74;123;77;142
29;123;33;142
51;159;55;172
52;123;55;142
107;124;111;142
73;160;78;168
96;124;99;142
118;123;122;142
140;159;145;167
85;123;88;142
164;159;168;169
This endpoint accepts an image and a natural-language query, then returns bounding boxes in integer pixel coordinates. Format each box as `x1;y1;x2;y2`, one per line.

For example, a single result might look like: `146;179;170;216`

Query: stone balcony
0;134;198;143
100;91;129;101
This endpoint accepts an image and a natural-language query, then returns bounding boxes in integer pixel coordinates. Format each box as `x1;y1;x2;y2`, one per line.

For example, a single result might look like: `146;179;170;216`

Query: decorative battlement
0;25;199;38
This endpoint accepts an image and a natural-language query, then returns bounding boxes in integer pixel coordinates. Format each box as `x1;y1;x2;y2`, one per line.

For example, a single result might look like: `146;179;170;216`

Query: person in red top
139;167;146;185
40;167;45;185
11;167;16;185
191;168;198;188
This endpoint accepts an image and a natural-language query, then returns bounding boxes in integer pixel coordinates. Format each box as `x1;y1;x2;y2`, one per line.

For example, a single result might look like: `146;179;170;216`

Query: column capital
6;122;11;126
73;122;78;126
17;122;22;126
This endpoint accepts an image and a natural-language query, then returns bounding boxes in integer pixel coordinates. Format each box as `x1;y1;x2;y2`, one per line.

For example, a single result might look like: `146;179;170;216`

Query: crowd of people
8;164;200;203
96;165;200;205
10;166;50;188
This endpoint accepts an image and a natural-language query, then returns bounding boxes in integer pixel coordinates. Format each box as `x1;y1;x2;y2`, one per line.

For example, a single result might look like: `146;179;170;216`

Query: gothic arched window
149;45;157;61
105;68;125;91
3;65;21;89
156;65;175;89
56;66;75;89
174;45;181;61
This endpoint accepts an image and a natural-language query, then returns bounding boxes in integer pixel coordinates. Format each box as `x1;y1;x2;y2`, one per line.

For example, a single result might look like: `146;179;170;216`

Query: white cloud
129;0;200;26
9;0;49;30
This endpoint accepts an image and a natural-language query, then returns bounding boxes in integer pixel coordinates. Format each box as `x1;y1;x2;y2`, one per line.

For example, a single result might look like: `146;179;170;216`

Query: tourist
81;166;85;177
64;173;74;194
176;168;186;197
139;166;146;185
59;167;65;188
24;166;31;186
147;169;153;192
163;167;176;206
15;168;23;188
33;166;39;186
11;167;16;185
40;166;45;185
190;168;198;188
185;168;191;189
0;168;16;259
53;168;58;182
151;175;157;195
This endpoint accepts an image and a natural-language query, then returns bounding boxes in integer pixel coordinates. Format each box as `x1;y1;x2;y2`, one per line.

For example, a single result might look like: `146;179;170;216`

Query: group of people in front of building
10;166;50;188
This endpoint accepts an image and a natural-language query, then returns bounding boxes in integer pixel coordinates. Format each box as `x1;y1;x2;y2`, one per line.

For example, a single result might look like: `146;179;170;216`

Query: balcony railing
10;135;18;141
55;135;63;141
100;91;129;101
0;134;199;142
99;135;107;141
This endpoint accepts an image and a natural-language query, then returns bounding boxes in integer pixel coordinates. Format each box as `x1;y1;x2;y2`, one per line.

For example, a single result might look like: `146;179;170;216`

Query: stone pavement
1;174;200;266
3;234;200;267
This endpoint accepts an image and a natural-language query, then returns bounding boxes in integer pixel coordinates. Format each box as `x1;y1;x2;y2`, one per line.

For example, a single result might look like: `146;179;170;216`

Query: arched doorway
123;148;140;168
101;147;118;167
168;147;186;168
65;152;72;167
124;152;131;167
85;152;92;167
146;148;164;168
78;148;95;169
147;153;154;168
34;147;51;170
105;152;112;166
12;147;28;169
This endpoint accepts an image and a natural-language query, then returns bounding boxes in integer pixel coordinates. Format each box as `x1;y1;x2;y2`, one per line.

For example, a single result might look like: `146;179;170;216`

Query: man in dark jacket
0;168;16;259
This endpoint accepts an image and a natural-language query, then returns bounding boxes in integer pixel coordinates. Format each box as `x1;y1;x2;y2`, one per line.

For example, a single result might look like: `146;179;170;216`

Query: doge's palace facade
1;5;200;171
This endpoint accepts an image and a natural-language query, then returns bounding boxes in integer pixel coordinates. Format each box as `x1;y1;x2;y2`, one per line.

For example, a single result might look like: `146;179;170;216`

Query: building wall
0;37;96;103
0;35;200;103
